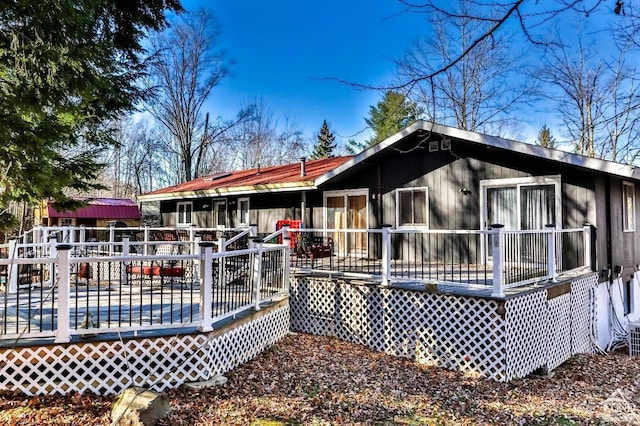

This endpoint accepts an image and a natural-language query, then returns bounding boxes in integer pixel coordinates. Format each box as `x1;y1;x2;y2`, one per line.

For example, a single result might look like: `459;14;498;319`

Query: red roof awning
46;198;141;219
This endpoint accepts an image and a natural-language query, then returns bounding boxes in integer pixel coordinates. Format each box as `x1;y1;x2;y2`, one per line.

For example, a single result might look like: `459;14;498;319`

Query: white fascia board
315;120;640;186
138;183;317;202
432;123;639;180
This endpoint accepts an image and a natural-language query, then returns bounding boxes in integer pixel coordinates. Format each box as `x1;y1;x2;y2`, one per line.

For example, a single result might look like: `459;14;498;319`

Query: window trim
479;175;561;231
395;186;429;228
213;199;227;229
623;181;635;232
237;197;250;226
176;201;193;226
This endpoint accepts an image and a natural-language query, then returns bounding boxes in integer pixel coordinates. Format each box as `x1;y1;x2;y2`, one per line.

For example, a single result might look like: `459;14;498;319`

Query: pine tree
310;120;336;160
537;125;556;148
0;0;181;230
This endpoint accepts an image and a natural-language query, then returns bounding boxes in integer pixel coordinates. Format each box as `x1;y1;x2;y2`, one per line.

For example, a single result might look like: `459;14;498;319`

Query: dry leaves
1;333;639;425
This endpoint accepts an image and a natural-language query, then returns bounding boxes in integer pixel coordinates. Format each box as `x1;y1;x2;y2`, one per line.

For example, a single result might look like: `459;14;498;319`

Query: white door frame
479;175;562;263
323;189;369;257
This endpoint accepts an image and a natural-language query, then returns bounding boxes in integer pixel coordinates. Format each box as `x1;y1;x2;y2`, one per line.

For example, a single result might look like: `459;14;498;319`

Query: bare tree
395;1;528;133
227;99;305;169
147;8;232;182
395;1;626;82
536;31;640;161
600;44;640;163
536;37;605;157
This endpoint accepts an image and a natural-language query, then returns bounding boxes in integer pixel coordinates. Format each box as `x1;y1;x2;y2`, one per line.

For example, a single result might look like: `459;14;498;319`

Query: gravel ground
0;333;638;425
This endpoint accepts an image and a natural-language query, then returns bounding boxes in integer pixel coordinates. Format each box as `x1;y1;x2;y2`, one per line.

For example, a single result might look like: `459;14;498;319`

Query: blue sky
180;0;427;149
174;1;632;153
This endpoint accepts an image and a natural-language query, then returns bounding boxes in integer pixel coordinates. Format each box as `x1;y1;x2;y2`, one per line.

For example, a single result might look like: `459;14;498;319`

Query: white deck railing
284;225;592;296
0;238;289;343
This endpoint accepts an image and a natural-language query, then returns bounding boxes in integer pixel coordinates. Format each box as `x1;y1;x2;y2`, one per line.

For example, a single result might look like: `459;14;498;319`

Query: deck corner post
55;244;73;343
546;224;557;283
583;223;592;270
490;224;505;298
198;242;215;332
381;224;392;286
252;238;264;311
283;236;291;292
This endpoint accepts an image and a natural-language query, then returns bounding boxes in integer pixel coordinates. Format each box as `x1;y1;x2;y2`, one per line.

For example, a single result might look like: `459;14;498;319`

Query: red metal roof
46;198;141;219
144;156;353;197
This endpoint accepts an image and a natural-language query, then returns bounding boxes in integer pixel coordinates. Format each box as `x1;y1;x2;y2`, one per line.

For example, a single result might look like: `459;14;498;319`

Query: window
481;176;561;231
623;182;635;232
60;218;74;227
176;201;193;226
396;187;428;227
237;198;250;225
214;200;227;228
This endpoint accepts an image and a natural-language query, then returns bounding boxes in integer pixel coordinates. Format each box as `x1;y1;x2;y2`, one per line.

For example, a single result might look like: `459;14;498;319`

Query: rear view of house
140;121;640;286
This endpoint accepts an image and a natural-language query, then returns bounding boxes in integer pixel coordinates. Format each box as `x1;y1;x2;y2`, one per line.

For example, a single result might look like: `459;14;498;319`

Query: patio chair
126;243;187;287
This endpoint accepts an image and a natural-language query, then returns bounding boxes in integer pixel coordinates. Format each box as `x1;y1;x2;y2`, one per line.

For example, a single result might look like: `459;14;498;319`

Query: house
139;121;640;285
35;197;142;228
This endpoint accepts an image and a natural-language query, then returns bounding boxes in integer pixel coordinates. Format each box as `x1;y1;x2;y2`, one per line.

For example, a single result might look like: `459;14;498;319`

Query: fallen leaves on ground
0;333;639;425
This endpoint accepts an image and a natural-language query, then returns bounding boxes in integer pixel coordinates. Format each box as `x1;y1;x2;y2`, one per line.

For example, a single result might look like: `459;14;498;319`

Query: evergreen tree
347;91;421;153
0;0;181;230
366;91;421;145
310;120;336;160
537;125;557;149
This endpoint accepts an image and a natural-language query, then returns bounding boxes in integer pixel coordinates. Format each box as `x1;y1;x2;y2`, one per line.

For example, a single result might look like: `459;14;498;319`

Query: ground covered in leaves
0;333;639;425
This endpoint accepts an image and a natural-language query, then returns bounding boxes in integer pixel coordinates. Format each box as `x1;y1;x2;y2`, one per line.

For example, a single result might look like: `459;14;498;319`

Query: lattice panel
504;290;548;381
547;293;572;371
571;274;597;354
289;276;339;336
290;277;508;381
0;304;289;396
414;294;506;381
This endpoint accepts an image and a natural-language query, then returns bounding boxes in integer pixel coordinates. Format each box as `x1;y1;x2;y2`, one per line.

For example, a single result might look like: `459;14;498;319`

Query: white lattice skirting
0;303;289;395
289;274;598;382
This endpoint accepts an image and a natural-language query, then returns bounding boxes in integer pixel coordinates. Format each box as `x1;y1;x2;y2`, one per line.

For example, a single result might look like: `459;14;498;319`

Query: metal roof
45;198;141;219
139;156;353;202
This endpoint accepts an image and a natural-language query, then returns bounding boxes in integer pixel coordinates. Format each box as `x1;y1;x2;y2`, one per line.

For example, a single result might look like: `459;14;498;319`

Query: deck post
79;225;86;245
381;224;392;286
55;244;73;343
189;225;195;243
283;236;291;292
198;242;215;332
121;237;130;284
546;225;557;283
192;237;201;282
143;226;150;255
583;223;592;270
217;236;226;288
491;224;505;298
48;237;58;287
249;224;258;239
252;238;264;311
7;239;18;294
108;224;115;256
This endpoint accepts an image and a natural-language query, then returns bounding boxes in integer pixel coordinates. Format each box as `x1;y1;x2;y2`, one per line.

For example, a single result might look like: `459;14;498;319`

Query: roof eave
315;120;639;185
138;182;317;202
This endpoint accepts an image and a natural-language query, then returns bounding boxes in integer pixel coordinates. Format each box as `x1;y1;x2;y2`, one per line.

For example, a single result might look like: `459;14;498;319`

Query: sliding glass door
324;190;368;256
482;176;560;261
